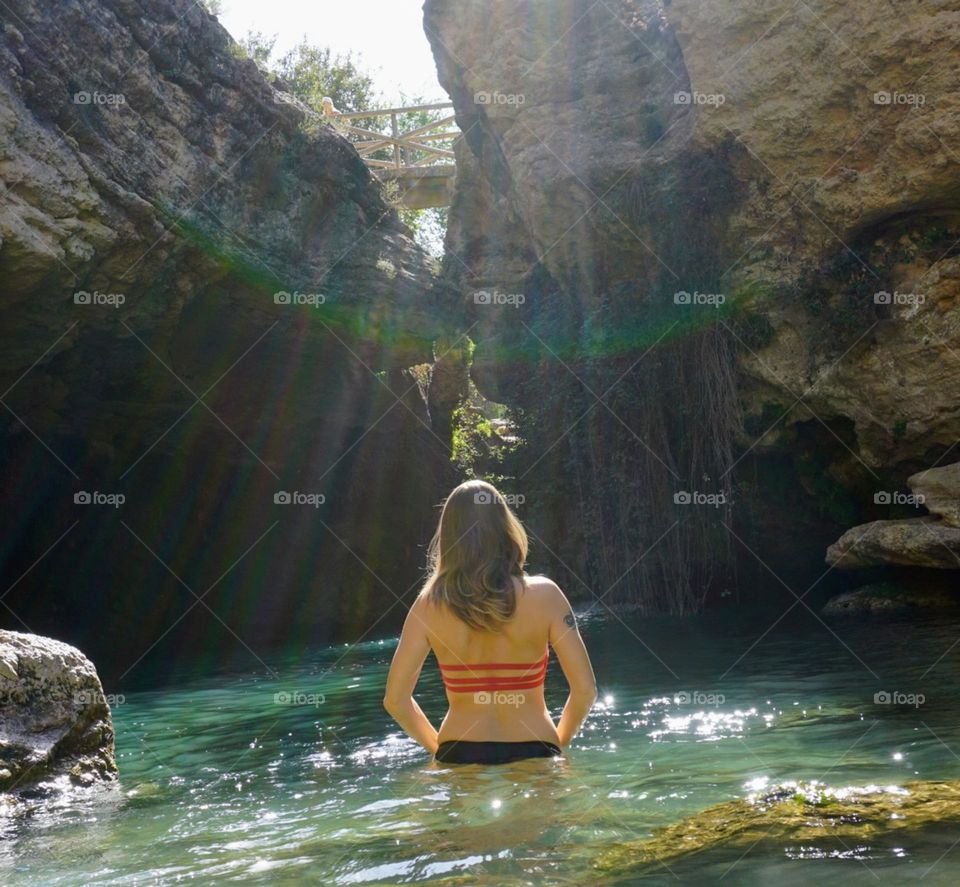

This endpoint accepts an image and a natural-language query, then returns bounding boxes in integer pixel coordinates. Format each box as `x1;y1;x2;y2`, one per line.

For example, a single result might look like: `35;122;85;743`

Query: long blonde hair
422;480;529;631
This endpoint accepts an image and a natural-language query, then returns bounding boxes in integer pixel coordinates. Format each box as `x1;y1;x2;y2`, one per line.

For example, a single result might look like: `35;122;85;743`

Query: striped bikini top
437;646;550;693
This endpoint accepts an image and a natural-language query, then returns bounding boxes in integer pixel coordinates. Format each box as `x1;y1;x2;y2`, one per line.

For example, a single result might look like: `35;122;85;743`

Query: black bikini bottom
435;739;562;765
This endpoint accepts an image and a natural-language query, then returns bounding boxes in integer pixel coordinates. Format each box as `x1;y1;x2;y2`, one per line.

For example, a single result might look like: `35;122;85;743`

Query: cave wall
424;0;960;608
0;0;456;682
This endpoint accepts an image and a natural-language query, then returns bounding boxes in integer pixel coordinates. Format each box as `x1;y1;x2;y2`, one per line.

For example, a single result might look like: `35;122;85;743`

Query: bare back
421;575;575;743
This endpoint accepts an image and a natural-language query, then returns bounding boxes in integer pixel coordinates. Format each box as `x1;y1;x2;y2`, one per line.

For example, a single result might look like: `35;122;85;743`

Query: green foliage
235;33;376;119
236;32;276;70
275;42;377;115
450;377;521;477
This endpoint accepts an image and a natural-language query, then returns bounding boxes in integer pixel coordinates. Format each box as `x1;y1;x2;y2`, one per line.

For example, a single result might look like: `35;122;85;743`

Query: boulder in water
0;630;118;794
822;581;960;616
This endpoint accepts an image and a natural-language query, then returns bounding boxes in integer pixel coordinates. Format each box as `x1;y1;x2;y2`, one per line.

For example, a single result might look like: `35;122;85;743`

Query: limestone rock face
0;630;117;794
426;0;693;302
425;0;960;604
0;0;453;676
670;1;958;473
427;0;960;455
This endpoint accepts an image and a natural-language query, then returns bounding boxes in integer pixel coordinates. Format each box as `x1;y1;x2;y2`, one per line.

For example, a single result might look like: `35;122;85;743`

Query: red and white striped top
437;648;550;693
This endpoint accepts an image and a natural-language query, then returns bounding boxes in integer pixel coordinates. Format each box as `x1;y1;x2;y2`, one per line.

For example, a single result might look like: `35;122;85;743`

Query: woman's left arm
383;595;439;754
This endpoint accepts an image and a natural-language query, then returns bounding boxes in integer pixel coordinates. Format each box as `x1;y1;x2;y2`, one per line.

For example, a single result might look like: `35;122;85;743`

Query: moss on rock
594;779;960;875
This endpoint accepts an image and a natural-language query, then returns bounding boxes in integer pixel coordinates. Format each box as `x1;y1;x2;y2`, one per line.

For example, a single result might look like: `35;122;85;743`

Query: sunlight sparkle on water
14;618;960;885
653;706;759;741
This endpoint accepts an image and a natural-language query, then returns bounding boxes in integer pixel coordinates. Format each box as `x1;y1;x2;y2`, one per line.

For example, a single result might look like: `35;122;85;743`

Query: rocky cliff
0;0;454;680
424;0;960;608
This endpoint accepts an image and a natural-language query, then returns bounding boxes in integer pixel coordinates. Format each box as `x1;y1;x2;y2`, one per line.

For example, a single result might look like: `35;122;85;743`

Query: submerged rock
594;779;960;875
0;630;117;794
822;581;960;617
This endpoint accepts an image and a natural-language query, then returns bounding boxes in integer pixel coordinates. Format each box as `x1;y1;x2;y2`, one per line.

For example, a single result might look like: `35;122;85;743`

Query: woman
383;479;597;765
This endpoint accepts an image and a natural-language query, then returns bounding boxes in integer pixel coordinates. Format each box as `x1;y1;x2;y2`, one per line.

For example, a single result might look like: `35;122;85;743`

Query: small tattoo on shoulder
563;612;576;628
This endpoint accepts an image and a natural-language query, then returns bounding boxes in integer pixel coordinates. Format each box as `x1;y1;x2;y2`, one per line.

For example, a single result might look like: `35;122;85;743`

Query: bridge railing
328;102;458;171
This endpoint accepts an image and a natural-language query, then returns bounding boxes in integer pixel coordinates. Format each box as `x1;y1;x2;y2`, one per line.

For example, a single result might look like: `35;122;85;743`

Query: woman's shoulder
414;585;438;613
523;573;556;584
521;574;563;599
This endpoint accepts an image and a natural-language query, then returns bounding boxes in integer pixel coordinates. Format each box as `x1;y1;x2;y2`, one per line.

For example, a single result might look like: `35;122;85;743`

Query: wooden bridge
324;101;459;209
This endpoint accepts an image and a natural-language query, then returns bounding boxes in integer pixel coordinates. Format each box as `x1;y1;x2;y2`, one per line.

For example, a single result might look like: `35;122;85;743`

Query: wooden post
391;112;401;169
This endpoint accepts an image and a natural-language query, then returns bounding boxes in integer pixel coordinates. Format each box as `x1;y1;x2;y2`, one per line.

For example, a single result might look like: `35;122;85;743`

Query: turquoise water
3;609;960;885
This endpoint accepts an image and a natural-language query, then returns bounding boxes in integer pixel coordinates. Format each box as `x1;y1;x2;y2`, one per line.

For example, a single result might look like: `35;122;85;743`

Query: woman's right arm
545;581;598;747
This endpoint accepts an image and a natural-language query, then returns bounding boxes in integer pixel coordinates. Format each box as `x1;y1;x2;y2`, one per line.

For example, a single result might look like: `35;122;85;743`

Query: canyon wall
425;0;960;609
0;0;454;681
